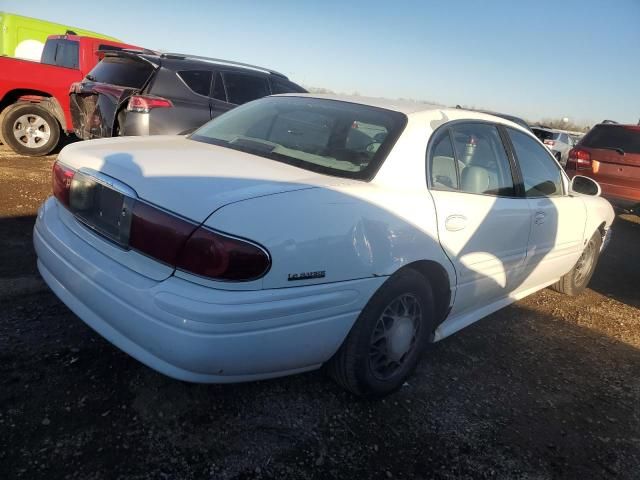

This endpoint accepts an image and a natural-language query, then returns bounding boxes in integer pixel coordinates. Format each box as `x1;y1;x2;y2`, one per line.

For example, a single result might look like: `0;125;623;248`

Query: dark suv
69;51;306;139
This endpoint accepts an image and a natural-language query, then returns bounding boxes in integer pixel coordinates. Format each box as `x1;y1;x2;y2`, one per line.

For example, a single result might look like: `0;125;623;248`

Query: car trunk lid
56;135;333;224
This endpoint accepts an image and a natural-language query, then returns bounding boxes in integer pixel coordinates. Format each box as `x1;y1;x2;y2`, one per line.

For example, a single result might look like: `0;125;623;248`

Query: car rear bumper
34;197;384;382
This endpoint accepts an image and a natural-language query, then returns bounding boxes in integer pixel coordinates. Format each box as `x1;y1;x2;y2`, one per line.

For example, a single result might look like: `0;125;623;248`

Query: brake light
52;162;75;206
127;95;173;113
129;202;197;266
129;202;270;281
567;148;592;171
176;228;271;281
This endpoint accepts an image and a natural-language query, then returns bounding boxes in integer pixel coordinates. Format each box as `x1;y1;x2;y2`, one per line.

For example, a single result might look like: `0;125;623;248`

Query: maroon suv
566;123;640;210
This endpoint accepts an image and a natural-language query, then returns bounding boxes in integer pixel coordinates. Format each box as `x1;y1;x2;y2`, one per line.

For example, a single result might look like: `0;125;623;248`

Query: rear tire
551;231;602;296
1;103;60;156
326;269;435;397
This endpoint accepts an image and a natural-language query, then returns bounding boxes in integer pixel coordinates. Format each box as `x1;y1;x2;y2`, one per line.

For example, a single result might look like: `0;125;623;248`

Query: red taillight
176;228;271;281
52;161;75;206
127;95;173;113
567;148;592;171
129;202;197;266
129;202;270;281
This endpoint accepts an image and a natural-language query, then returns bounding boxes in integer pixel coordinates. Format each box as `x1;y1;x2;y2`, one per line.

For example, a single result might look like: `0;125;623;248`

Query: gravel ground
0;144;639;480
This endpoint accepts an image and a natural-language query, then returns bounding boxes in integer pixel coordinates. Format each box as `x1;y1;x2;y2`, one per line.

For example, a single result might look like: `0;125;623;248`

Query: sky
3;0;639;125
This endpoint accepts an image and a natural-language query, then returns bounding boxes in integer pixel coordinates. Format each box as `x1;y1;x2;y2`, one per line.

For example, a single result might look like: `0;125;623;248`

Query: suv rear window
190;96;406;180
532;128;559;142
581;125;640;154
41;39;79;69
87;56;155;88
223;73;270;105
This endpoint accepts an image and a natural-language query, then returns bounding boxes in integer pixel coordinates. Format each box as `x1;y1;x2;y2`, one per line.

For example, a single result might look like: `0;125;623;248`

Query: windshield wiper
600;146;625;155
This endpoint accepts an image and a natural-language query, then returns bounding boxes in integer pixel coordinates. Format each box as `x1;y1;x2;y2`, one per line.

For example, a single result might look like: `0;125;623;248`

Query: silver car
531;127;574;166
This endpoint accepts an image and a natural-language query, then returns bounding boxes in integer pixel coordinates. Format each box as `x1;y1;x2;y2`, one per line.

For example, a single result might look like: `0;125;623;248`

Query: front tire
1;103;60;156
552;231;602;296
327;269;435;397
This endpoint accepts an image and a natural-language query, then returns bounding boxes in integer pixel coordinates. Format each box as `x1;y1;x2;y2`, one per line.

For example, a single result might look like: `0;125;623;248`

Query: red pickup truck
0;34;142;156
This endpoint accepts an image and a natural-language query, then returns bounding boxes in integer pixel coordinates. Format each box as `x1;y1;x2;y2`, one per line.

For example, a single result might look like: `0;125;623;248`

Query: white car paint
34;94;615;383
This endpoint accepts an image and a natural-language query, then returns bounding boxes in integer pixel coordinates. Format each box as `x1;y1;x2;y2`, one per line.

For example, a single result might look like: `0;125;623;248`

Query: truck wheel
327;269;435;397
1;103;60;156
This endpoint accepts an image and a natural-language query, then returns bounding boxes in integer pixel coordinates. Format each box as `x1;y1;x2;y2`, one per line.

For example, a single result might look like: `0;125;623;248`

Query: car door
504;128;587;292
428;122;531;318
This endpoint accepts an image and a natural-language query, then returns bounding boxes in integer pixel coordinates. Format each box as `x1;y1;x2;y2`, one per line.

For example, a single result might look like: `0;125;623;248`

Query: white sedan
34;94;614;396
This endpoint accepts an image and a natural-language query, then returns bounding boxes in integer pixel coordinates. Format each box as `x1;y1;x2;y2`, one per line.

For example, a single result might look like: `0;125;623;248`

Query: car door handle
534;212;546;225
445;215;467;232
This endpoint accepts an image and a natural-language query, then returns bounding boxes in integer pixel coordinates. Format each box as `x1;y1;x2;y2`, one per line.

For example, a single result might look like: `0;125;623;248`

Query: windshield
190;96;407;180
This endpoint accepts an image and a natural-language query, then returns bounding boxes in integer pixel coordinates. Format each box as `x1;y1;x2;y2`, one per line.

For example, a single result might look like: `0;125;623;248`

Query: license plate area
69;172;134;247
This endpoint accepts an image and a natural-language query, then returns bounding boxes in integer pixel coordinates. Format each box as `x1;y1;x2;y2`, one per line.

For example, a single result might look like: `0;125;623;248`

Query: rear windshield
190;96;407;180
87;56;155;88
41;39;79;69
532;128;558;141
581;125;640;154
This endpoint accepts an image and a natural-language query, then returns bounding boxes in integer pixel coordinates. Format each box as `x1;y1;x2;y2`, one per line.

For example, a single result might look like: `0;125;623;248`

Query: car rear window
532;129;558;141
41;39;79;69
581;125;640;154
87;56;155;89
190;96;406;180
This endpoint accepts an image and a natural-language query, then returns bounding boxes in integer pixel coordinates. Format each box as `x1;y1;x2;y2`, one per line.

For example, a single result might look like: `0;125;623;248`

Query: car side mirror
570;175;601;196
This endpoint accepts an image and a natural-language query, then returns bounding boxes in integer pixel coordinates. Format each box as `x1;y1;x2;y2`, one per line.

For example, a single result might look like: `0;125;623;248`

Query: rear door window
222;72;270;105
178;70;212;96
428;123;515;196
41;39;79;69
581;125;640;154
87;56;155;88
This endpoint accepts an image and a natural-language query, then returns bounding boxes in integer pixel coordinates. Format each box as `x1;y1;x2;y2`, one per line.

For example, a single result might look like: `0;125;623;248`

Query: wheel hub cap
12;114;50;149
368;293;422;380
388;317;414;361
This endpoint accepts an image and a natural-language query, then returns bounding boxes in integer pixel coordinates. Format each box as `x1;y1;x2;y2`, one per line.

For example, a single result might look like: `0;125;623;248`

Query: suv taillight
52;161;75;206
127;95;173;113
567;148;592;171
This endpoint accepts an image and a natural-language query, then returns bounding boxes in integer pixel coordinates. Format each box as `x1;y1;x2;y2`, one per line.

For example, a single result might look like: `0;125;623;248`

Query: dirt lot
0;144;639;480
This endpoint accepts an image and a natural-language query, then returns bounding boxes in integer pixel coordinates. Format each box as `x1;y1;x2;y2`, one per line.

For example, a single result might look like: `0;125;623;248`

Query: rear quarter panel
204;183;455;291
